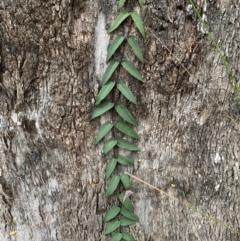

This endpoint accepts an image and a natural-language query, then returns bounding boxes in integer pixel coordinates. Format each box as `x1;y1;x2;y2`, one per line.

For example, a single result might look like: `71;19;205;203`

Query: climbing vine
189;0;240;102
91;0;144;240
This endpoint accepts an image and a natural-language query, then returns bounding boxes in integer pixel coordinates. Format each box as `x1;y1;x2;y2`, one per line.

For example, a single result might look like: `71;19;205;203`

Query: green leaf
106;158;118;179
101;60;119;86
131;11;145;38
91;100;114;119
122;232;135;241
120;217;138;226
104;219;120;235
108;11;130;33
94;121;113;144
95;81;115;105
115;120;139;139
122;60;143;82
119;192;134;212
120;206;139;221
107;175;120;197
117;155;134;166
115;103;138;126
110;232;123;241
104;205;121;222
127;36;144;62
138;0;143;9
107;34;125;62
118;0;127;10
103;138;118;155
117;81;137;104
117;138;139;151
120;174;132;189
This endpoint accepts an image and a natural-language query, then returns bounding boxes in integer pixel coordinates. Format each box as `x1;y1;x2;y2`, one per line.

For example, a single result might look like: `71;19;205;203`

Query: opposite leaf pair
107;34;144;63
100;60;144;87
108;11;145;38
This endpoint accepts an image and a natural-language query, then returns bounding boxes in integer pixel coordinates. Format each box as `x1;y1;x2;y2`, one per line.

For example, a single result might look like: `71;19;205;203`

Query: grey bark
0;0;240;240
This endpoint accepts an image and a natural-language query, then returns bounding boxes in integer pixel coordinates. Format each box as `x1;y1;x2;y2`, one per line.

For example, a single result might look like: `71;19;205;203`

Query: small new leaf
122;60;144;82
101;60;119;86
108;11;130;33
123;190;134;201
120;206;139;221
131;11;145;38
118;0;127;10
115;103;138;126
91;100;114;119
127;36;144;62
103;138;118;155
107;175;121;197
120;217;138;226
117;138;139;151
117;155;134;166
122;231;135;241
105;158;117;179
104;219;121;235
120;174;132;189
94;121;113;144
104;205;121;222
117;81;137;104
110;232;123;241
95;81;115;105
115;120;139;139
119;192;134;212
107;34;125;62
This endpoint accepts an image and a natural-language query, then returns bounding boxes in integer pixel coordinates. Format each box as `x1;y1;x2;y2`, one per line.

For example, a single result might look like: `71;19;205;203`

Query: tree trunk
0;0;240;240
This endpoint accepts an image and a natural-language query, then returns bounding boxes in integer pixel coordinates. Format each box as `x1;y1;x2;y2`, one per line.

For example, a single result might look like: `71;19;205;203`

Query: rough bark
0;0;240;240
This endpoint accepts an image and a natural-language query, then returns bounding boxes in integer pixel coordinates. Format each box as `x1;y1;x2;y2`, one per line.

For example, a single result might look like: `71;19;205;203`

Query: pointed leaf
101;60;119;86
122;232;135;241
106;158;118;179
108;11;131;33
107;175;120;197
94;121;113;144
119;192;134;212
120;206;139;221
120;217;138;226
104;219;120;235
110;232;123;241
115;120;139;139
104;205;121;222
107;34;125;62
91;100;114;119
117;81;137;104
127;36;144;62
131;11;145;37
122;60;143;82
95;81;115;105
120;174;132;189
117;138;139;151
138;0;143;9
118;0;127;10
115;103;138;126
117;155;134;166
103;138;118;155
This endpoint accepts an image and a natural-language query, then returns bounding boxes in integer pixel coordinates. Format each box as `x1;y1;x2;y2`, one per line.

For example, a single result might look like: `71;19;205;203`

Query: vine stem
188;0;240;102
147;27;239;129
111;19;134;157
124;171;240;235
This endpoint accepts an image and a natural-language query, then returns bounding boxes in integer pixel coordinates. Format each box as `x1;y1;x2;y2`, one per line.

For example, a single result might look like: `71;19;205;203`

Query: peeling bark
0;1;240;240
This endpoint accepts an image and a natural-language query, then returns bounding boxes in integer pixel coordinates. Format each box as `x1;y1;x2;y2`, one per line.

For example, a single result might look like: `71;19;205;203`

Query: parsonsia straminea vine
91;0;145;239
